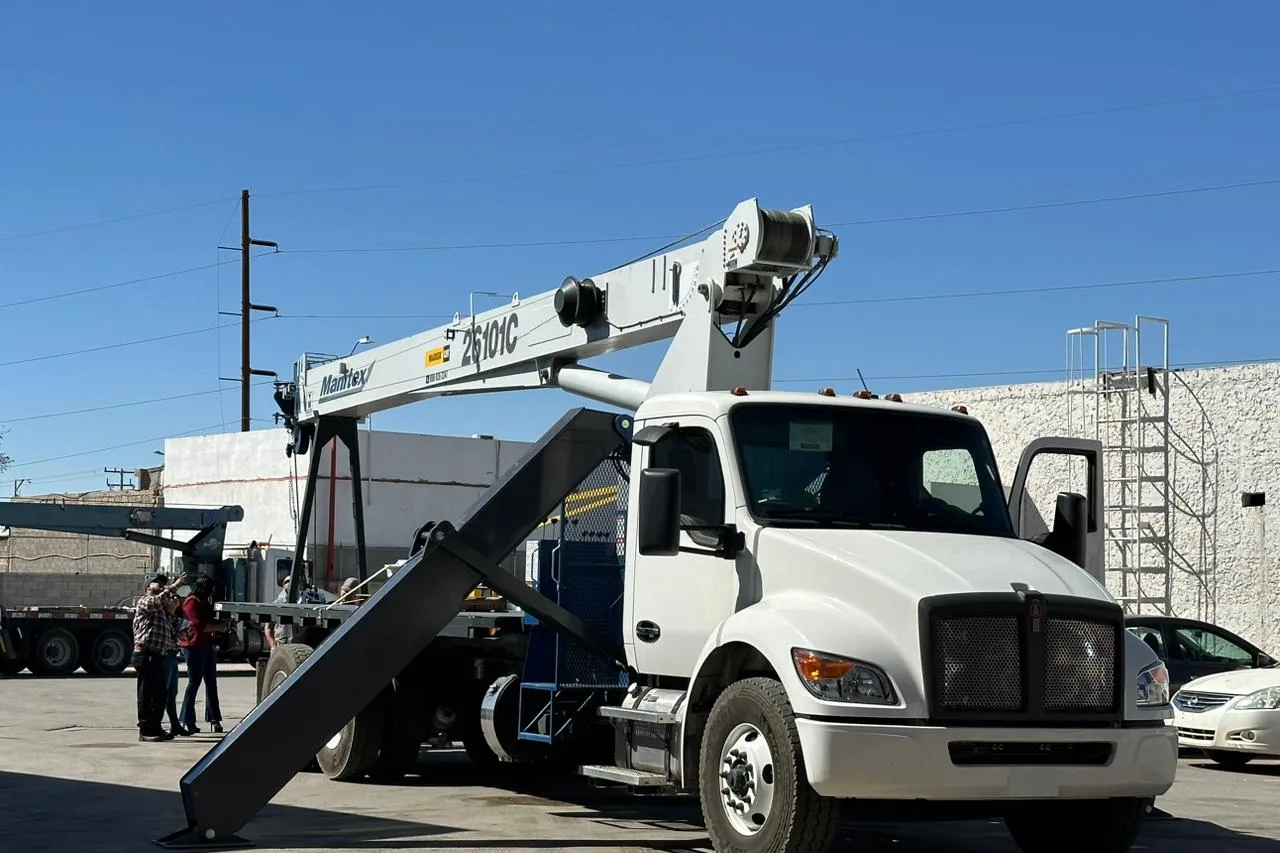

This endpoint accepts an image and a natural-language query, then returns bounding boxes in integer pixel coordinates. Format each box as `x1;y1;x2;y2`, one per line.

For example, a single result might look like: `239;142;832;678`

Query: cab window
649;427;726;540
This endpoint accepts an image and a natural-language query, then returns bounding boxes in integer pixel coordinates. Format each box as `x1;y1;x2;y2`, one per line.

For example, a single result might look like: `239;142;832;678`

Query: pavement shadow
360;751;1280;852
0;770;454;853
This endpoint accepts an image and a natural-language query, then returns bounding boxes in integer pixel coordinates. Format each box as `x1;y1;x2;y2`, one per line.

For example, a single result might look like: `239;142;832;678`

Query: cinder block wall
904;362;1280;654
0;484;160;608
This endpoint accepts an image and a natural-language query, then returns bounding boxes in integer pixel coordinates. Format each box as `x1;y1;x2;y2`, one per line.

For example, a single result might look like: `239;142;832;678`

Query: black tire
260;643;314;701
28;628;81;676
316;691;387;782
1207;750;1254;770
699;677;839;853
260;643;320;773
1005;798;1147;853
461;721;500;767
82;628;131;676
368;678;425;782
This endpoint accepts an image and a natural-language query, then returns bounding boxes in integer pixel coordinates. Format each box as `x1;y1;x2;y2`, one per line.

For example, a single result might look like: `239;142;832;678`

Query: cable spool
756;208;813;267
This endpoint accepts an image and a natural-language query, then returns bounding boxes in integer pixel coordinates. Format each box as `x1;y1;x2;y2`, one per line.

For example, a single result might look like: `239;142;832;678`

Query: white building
161;428;532;592
907;356;1279;657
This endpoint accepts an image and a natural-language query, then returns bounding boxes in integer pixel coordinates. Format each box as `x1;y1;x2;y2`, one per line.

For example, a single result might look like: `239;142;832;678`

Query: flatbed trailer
0;603;136;676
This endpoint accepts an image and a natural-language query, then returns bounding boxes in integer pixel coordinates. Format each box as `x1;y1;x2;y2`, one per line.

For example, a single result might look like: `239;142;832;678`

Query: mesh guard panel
1043;618;1118;713
932;615;1023;712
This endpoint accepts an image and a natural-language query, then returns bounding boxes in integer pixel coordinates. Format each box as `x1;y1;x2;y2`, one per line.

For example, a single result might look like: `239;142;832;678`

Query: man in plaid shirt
133;572;184;741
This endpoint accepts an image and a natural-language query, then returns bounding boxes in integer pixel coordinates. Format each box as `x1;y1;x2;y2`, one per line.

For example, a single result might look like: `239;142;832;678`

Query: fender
677;590;926;785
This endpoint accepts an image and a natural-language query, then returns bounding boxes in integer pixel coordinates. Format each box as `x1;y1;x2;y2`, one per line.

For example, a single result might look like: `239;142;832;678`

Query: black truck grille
923;593;1123;725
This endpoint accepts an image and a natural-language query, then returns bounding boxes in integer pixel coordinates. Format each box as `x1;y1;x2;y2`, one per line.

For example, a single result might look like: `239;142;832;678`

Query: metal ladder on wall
1066;317;1172;614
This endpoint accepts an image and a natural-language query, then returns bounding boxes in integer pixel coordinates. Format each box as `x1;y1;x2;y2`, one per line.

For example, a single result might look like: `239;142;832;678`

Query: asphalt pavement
1;665;1278;852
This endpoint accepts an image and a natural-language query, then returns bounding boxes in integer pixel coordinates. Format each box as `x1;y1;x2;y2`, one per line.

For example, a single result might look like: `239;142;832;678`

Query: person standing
178;576;226;734
163;603;188;736
132;572;183;742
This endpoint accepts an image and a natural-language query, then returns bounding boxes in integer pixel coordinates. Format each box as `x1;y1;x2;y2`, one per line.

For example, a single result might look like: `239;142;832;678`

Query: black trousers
133;649;167;734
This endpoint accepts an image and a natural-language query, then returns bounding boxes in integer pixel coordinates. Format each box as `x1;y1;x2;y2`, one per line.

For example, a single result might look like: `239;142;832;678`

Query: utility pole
238;189;280;432
104;467;134;491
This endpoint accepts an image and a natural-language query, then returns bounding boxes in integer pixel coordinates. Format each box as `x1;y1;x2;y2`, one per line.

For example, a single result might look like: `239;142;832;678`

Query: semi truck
0;503;244;676
164;198;1177;853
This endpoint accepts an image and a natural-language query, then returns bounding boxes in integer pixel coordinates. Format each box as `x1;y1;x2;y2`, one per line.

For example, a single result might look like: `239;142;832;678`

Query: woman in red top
178;576;225;733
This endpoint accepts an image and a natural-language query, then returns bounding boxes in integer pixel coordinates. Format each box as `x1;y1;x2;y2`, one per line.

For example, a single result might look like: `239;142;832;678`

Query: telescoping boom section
162;408;634;846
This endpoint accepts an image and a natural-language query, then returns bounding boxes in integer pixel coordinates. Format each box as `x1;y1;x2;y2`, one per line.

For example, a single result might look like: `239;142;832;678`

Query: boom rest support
158;407;632;847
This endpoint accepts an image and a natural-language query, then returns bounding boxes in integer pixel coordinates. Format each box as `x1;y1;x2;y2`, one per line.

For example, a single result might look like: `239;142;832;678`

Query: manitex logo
318;363;373;401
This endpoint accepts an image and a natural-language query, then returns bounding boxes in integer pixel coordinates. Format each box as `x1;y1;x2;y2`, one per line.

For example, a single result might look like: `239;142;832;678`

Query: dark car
1125;615;1277;694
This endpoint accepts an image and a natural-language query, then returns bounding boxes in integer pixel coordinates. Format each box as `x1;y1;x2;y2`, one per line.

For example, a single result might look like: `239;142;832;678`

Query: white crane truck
163;198;1177;853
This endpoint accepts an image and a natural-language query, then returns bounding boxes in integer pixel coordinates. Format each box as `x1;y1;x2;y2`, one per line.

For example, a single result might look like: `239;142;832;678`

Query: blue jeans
163;651;180;728
180;644;222;727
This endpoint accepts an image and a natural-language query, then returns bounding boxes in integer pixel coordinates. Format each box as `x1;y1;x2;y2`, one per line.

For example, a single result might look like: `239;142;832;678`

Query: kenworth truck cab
167;197;1176;853
622;389;1175;851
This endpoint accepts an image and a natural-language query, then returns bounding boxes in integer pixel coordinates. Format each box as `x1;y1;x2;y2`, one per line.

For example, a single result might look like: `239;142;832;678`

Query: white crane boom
276;198;839;446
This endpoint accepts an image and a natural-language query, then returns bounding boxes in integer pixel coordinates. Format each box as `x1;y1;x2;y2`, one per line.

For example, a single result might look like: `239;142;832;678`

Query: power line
774;355;1280;386
0;197;236;244
278;313;454;321
278;175;1280;256
4;419;272;471
1;260;231;310
0;84;1271;248
3;380;277;426
0;316;277;368
796;268;1280;308
255;84;1280;200
828;176;1280;227
2;251;278;311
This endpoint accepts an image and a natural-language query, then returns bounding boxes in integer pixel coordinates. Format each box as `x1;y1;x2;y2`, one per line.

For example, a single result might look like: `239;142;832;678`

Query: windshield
729;403;1014;536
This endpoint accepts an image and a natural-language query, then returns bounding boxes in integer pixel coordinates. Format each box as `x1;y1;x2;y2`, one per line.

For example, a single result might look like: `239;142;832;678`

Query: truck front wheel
699;677;839;853
1005;797;1147;853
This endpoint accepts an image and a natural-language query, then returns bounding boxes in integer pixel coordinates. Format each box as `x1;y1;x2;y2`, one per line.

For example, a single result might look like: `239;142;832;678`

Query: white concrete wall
905;362;1280;656
160;428;532;565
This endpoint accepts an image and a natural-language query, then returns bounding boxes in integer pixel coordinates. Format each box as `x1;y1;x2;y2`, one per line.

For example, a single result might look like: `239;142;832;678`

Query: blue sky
1;1;1277;495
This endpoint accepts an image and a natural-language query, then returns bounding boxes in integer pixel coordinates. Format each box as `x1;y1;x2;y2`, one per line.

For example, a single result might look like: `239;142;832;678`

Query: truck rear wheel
699;677;839;853
368;678;425;782
316;692;387;782
260;643;320;773
29;628;80;677
1005;797;1147;853
82;628;131;676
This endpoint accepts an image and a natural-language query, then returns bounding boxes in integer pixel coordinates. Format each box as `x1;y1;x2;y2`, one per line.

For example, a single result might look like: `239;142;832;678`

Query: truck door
627;419;740;677
1007;437;1105;583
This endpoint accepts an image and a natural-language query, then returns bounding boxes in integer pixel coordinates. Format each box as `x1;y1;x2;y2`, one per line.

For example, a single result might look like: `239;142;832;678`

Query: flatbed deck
215;600;529;639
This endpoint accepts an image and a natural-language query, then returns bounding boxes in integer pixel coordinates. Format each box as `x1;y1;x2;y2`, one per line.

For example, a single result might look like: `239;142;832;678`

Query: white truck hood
758;526;1111;603
1178;667;1280;697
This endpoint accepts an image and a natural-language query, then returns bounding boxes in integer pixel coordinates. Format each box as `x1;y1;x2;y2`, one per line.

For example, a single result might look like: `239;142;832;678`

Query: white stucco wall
905;362;1280;656
160;428;532;562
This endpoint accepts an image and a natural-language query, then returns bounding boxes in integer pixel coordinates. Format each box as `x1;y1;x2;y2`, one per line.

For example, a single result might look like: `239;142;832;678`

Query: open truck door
1007;436;1105;584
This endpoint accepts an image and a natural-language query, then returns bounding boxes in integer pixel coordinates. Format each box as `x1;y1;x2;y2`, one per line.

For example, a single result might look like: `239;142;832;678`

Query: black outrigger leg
155;407;633;849
284;415;369;602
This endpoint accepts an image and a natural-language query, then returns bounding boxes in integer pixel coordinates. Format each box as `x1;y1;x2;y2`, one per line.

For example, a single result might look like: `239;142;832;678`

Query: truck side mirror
1044;491;1088;570
637;468;682;557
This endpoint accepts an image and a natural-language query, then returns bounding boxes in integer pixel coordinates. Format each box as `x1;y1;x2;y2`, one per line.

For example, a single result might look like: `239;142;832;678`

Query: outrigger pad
161;407;631;846
153;828;252;850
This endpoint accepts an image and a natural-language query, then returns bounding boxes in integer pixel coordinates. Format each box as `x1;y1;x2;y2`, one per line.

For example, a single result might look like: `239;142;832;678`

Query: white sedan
1172;667;1280;768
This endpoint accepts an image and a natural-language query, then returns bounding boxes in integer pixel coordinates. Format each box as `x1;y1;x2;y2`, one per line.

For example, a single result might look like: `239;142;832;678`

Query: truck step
598;705;680;725
580;765;672;788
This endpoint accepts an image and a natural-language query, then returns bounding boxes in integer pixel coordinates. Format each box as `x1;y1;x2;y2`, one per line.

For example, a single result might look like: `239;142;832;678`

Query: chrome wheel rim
718;722;775;835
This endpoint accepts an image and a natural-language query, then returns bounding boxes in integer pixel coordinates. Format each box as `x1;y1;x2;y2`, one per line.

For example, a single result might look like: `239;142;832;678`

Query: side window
922;448;983;514
1174;626;1254;663
650;427;726;532
1126;626;1165;658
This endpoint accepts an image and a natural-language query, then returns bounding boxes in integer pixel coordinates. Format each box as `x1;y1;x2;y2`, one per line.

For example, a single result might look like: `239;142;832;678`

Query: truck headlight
791;648;897;705
1232;686;1280;711
1136;660;1170;707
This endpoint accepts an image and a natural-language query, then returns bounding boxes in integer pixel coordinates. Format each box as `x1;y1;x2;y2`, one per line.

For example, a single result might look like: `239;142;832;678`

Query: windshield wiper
757;507;906;529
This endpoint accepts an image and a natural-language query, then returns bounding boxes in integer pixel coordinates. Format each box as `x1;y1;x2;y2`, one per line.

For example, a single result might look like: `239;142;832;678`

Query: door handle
635;621;661;643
